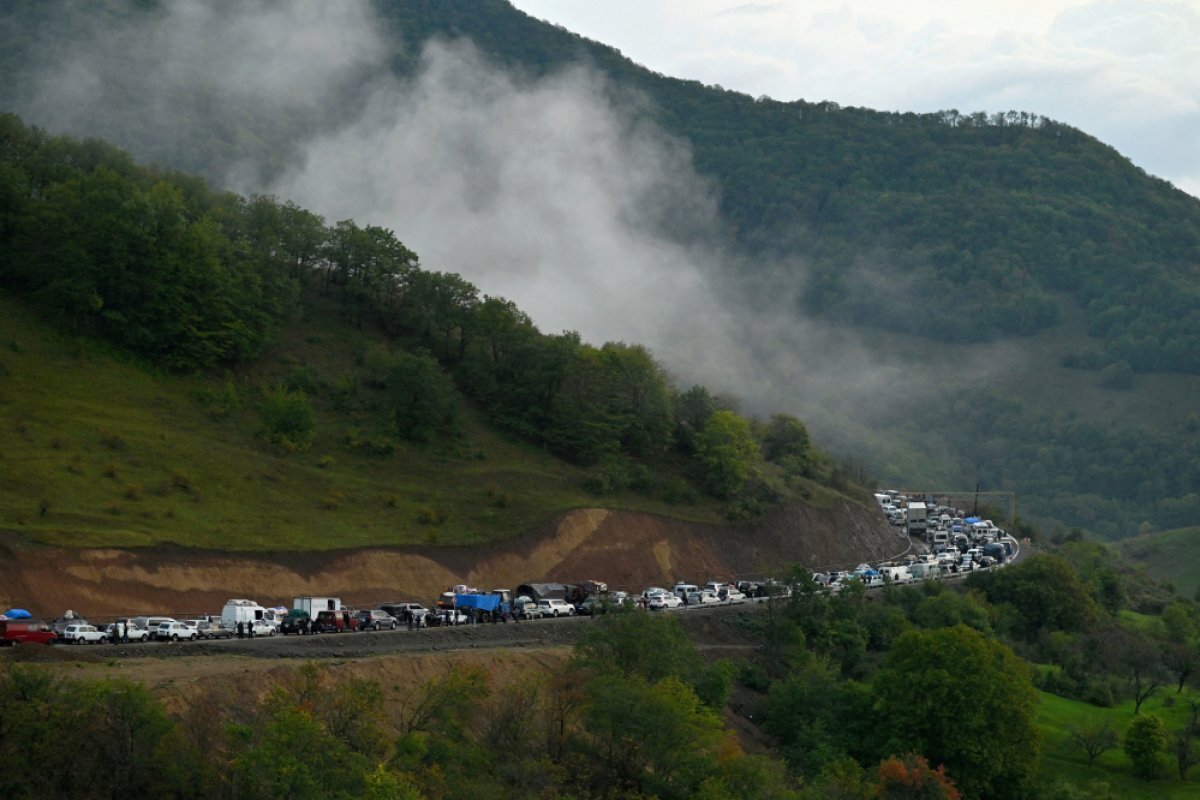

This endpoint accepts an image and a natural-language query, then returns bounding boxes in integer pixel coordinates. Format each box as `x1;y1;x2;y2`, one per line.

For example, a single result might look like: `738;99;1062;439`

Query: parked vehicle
314;610;360;633
247;619;277;637
905;501;928;535
133;616;178;640
0;619;56;646
280;611;311;635
880;566;911;584
649;593;683;610
685;590;720;606
379;602;429;624
106;621;151;642
62;623;107;645
514;599;542;619
156;621;200;642
357;609;398;631
537;599;575;617
189;620;233;639
428;609;469;626
220;599;278;632
575;596;603;615
455;592;511;621
292;596;341;616
721;586;747;604
672;583;699;603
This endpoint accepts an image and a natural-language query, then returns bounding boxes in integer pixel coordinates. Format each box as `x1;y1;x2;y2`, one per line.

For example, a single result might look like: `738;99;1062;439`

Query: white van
673;583;699;603
220;599;278;631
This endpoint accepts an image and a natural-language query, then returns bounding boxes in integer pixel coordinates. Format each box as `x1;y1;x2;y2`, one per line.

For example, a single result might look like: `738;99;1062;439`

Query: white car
721;587;747;604
106;621;150;642
156;621;200;642
649;593;683;610
62;623;108;644
246;619;276;637
686;590;721;606
537;599;575;617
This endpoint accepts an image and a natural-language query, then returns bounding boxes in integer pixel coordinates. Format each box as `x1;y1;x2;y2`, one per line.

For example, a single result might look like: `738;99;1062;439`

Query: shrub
258;387;315;451
123;483;144;500
1098;361;1134;390
417;507;446;525
283;365;323;395
317;455;336;469
322;489;346;510
170;470;195;493
98;427;126;450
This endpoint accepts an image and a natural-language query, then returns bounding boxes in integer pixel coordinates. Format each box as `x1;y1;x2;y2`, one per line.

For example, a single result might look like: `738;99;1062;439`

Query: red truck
0;619;57;646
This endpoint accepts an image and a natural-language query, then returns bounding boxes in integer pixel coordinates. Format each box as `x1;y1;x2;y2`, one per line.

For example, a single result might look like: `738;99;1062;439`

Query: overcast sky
510;0;1200;199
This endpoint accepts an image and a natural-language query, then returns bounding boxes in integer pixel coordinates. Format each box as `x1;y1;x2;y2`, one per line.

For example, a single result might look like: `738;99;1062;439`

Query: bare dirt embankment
0;498;901;617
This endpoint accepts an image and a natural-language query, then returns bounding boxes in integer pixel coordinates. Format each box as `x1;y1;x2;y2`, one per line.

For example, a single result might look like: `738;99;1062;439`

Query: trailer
905;502;928;536
292;597;341;615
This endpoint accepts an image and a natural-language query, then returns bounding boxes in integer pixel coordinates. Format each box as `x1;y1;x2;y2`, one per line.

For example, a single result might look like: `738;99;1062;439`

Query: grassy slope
0;296;729;551
1116;527;1200;598
1036;689;1199;796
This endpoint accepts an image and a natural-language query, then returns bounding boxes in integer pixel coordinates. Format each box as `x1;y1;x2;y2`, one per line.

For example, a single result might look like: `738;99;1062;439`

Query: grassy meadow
1036;688;1199;797
1118;527;1200;598
0;297;728;551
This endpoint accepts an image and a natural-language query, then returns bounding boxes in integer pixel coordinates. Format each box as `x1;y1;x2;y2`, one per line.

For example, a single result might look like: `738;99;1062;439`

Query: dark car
356;609;398;631
314;610;362;633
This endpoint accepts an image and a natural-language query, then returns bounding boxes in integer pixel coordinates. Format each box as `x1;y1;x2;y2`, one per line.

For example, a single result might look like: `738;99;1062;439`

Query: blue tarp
965;516;981;524
3;609;32;619
455;594;501;612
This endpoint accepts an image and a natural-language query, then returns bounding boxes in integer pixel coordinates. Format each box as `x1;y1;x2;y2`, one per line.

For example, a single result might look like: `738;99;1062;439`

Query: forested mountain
0;113;833;544
0;0;1197;539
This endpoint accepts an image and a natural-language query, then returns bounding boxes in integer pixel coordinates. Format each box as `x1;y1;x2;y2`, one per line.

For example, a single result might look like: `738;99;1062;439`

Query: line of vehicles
873;489;1015;576
1;509;1016;647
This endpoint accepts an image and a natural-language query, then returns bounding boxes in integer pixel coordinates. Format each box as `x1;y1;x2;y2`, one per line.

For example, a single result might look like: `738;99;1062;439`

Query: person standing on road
236;621;244;638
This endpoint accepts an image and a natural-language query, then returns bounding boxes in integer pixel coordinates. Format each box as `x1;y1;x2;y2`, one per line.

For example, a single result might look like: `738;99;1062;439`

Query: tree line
4;537;1197;798
0;113;816;504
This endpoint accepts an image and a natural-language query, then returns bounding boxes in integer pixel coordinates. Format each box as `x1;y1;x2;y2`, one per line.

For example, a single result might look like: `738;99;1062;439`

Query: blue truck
453;590;511;622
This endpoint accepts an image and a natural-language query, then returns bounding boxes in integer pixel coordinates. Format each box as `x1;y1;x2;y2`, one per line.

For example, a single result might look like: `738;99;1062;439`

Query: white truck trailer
905;501;928;535
292;596;342;615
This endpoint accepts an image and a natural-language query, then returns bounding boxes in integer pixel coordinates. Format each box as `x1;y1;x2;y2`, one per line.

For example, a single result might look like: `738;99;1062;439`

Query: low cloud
4;1;1013;439
268;37;952;425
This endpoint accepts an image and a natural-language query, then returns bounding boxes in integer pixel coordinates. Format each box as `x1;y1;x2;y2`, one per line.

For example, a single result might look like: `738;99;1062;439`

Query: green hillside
0;0;1197;541
0;295;726;550
1037;690;1200;799
1117;528;1200;599
0;118;853;550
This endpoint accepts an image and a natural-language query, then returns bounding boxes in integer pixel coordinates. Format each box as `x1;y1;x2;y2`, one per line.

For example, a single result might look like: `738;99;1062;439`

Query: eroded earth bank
0;499;902;617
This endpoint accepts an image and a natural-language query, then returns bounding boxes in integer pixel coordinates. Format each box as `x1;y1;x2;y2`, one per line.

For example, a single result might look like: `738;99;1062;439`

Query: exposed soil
0;499;903;619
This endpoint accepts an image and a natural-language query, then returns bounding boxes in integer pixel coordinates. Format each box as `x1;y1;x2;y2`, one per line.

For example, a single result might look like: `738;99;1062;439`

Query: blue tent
3;609;32;619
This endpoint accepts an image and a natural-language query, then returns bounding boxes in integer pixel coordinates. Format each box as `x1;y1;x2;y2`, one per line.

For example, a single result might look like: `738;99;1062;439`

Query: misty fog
3;0;1020;446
